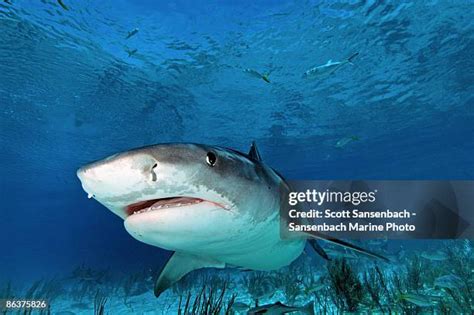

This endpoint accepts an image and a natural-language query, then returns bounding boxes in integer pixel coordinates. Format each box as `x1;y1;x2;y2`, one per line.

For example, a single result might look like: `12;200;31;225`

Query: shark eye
206;152;217;167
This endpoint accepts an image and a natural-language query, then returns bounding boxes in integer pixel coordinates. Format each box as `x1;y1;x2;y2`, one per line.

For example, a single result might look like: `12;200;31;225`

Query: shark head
77;143;282;254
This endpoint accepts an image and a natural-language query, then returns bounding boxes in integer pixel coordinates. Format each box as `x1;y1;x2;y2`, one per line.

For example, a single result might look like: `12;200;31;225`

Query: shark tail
303;300;315;315
347;52;359;65
304;231;389;262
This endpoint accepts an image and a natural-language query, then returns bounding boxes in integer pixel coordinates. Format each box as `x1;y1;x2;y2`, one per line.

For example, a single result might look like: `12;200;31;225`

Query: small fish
368;240;383;246
385;247;406;262
303;52;359;78
434;274;464;289
270;12;291;17
367;239;387;248
243;68;271;83
399;293;440;307
125;48;138;57
421;250;448;261
57;0;69;11
231;301;250;312
126;28;139;39
335;136;359;148
248;301;314;315
69;265;105;284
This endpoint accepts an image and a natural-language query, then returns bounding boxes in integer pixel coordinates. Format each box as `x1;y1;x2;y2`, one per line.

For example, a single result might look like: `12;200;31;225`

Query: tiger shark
77;142;385;297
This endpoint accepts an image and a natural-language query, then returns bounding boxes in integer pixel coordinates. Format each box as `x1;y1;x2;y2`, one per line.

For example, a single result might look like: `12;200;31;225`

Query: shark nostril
151;163;158;182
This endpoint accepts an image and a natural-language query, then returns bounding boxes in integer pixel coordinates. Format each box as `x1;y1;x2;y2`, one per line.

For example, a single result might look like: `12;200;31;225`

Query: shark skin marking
77;142;384;298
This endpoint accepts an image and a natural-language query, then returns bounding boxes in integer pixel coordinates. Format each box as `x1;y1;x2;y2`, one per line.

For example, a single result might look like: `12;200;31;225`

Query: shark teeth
131;199;203;215
87;193;93;199
150;199;202;210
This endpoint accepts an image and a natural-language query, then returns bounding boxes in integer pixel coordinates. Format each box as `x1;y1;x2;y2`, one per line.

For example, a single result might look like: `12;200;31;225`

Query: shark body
77;142;384;297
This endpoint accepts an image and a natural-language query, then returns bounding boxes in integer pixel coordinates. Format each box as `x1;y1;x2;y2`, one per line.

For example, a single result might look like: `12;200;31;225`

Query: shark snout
76;165;92;181
76;165;102;199
76;163;105;186
77;152;162;203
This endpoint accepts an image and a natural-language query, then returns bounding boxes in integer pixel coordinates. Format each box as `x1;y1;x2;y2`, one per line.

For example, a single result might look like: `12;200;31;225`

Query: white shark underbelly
124;205;305;271
203;217;306;271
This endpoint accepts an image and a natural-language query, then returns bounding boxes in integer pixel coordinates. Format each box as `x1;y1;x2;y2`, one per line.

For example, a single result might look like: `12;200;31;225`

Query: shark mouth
125;197;227;216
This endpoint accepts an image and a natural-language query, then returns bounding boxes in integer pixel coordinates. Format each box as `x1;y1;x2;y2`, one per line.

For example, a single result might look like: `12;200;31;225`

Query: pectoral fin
154;252;225;297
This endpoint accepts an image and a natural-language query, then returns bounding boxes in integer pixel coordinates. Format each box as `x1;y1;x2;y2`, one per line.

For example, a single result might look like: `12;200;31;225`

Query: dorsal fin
248;141;262;161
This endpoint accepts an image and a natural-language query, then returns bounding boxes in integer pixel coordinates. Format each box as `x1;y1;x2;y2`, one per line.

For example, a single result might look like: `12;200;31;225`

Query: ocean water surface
0;0;473;314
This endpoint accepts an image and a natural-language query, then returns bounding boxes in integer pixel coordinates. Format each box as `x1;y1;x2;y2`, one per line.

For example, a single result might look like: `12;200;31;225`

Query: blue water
0;0;473;313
